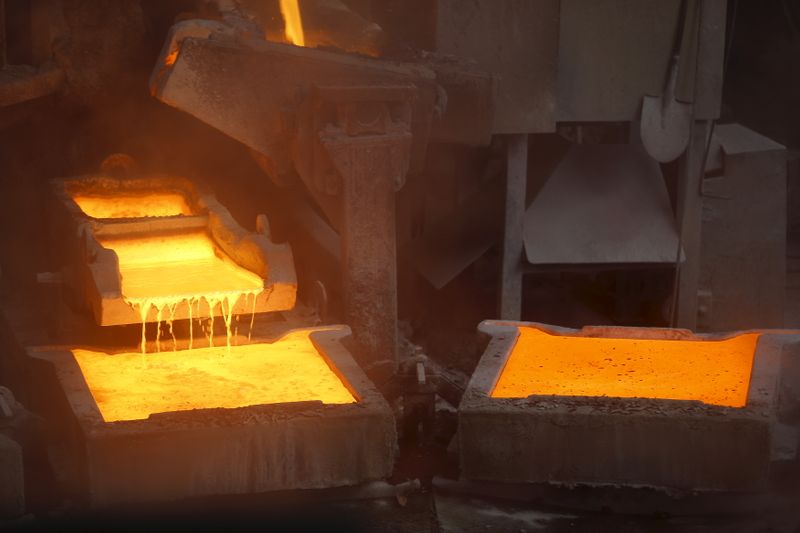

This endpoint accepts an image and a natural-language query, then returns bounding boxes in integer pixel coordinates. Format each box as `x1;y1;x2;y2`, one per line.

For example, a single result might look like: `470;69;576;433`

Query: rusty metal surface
435;0;559;134
523;144;681;266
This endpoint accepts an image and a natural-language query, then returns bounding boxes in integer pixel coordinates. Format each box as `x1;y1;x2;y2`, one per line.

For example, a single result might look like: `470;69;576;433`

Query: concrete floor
6;480;798;533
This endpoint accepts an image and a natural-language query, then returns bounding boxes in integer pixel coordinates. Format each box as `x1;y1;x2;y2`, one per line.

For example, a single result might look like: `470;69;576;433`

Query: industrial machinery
460;321;799;492
0;0;797;525
26;169;394;505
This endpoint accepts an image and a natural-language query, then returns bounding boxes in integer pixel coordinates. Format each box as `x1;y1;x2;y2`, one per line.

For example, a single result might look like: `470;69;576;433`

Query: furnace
459;321;799;492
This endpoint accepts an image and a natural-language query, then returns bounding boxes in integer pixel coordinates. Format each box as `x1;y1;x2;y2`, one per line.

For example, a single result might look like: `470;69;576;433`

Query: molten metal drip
72;330;357;422
280;0;306;46
491;328;760;408
96;230;264;353
71;191;192;219
248;291;257;341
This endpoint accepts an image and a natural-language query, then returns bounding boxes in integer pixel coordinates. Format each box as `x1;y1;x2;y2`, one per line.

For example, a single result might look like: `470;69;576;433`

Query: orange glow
72;330;357;422
71;192;192;219
98;230;262;300
280;0;306;46
164;49;179;67
491;327;760;408
97;230;264;353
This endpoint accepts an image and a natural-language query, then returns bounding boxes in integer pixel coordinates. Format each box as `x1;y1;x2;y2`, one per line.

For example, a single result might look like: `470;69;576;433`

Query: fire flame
280;0;306;46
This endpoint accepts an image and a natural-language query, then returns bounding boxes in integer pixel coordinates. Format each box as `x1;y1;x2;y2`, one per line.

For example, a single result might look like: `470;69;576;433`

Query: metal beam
675;120;711;329
498;134;528;320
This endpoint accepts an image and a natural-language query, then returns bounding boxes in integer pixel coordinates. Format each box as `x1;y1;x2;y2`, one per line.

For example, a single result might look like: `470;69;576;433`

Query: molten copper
71;191;192;218
97;230;263;301
280;0;306;46
72;330;357;422
491;327;760;408
96;230;264;352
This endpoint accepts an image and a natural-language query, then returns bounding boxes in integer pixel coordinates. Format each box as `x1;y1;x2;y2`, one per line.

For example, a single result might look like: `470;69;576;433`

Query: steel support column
675;120;711;329
316;86;415;379
498;134;528;320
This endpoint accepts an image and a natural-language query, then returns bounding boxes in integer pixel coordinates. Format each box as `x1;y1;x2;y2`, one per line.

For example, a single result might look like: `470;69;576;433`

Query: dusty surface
493;327;759;408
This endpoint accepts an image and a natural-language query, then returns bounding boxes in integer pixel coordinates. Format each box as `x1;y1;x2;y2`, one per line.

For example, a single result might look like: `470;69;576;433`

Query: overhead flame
280;0;306;46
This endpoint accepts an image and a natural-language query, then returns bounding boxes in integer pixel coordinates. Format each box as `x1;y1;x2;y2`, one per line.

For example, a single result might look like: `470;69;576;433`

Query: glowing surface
164;49;179;66
72;330;357;422
491;328;760;408
98;231;262;300
280;0;306;46
71;191;192;218
97;230;264;352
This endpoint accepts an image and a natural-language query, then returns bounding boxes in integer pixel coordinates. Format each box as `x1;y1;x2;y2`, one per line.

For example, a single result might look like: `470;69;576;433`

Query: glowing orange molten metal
98;231;262;301
280;0;306;46
97;230;264;352
491;327;760;408
72;330;357;422
72;192;192;219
